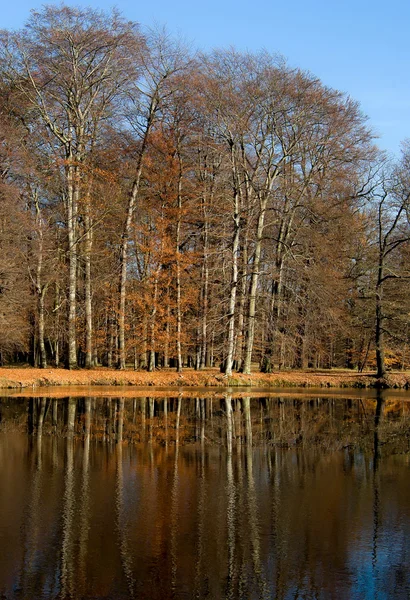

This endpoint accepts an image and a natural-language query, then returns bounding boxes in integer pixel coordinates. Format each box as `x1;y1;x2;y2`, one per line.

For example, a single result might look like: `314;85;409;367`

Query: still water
1;390;410;599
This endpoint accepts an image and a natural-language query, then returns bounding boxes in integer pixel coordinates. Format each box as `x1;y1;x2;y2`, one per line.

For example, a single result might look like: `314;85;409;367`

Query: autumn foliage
0;5;409;376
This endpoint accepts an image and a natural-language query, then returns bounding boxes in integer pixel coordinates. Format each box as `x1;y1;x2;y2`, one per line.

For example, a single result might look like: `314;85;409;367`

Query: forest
0;5;409;377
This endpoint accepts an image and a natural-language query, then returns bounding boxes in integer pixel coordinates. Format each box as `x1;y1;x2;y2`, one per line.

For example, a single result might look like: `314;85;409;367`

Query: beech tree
116;29;190;369
0;110;32;363
0;5;143;368
371;158;410;378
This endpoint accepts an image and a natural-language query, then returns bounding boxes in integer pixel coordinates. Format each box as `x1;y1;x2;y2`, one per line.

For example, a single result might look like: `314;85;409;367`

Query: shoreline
0;367;409;390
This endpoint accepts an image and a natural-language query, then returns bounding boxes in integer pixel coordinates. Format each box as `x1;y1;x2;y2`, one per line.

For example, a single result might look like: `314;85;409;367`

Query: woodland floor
0;366;409;391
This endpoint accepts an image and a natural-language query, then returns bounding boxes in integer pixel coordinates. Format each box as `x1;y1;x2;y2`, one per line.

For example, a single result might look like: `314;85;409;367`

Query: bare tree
116;29;190;369
371;157;410;378
0;5;143;368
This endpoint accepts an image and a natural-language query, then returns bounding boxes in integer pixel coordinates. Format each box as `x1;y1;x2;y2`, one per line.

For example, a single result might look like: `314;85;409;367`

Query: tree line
0;5;409;376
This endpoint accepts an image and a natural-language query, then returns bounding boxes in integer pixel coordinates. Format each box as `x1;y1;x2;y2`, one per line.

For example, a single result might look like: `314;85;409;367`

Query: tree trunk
107;309;114;368
199;177;213;369
375;266;386;378
148;269;159;372
38;290;47;369
66;161;78;369
164;287;170;368
34;196;47;369
235;232;248;373
224;147;241;376
175;158;183;373
243;196;268;374
84;212;93;368
200;214;209;369
54;282;60;368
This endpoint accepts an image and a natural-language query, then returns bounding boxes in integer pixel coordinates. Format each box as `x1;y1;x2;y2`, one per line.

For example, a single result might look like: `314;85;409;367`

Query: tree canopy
0;5;408;376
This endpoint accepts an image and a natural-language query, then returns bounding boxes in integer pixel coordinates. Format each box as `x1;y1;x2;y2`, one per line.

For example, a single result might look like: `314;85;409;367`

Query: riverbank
0;367;409;390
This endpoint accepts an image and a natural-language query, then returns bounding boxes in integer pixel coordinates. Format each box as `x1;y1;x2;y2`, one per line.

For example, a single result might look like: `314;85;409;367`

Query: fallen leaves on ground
0;366;409;391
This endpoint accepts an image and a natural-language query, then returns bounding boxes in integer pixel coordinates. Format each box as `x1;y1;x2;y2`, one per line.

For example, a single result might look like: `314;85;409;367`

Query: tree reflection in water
0;392;409;599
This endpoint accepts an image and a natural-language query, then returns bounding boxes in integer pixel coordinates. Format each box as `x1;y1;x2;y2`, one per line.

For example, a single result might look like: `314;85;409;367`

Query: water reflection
0;393;410;599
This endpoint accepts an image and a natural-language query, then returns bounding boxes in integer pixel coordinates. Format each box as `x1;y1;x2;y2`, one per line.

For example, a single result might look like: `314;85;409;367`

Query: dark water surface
1;391;410;599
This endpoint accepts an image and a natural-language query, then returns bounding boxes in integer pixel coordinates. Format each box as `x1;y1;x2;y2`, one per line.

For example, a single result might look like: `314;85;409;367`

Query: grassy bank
0;367;409;390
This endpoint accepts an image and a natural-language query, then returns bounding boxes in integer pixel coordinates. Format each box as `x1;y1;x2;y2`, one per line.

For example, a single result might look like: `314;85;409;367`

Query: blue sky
3;0;410;157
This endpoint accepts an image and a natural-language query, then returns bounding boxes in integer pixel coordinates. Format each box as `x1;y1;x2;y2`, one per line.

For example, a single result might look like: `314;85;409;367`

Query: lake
1;389;410;599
